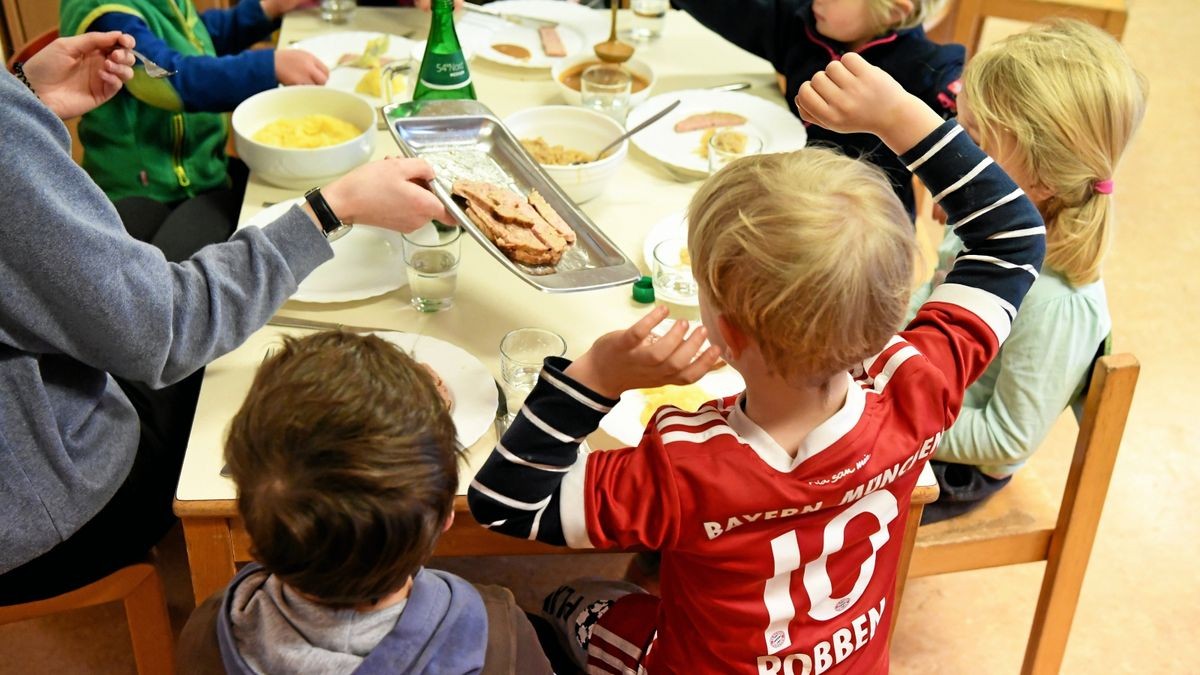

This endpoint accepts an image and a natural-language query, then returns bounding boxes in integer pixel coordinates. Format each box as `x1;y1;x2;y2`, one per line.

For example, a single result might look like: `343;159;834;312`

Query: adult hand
319;157;452;234
415;0;466;10
275;49;329;86
21;32;136;120
565;306;723;399
794;52;942;156
260;0;311;20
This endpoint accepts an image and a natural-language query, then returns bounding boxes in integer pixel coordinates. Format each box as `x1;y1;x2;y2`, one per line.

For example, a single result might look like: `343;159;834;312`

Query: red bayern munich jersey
569;303;999;674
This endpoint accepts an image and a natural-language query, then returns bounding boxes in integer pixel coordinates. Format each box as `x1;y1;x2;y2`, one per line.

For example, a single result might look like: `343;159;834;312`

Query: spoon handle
596;99;682;160
609;1;619;41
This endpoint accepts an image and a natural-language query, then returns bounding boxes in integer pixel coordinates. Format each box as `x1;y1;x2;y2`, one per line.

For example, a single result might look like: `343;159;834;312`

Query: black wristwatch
304;187;352;242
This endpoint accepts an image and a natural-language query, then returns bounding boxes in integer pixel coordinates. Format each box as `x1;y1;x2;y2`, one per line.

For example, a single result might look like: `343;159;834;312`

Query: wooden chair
0;562;175;674
940;0;1127;56
906;353;1139;674
5;25;56;72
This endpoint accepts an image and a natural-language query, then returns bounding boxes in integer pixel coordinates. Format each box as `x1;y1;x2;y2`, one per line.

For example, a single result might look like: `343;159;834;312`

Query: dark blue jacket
674;0;965;216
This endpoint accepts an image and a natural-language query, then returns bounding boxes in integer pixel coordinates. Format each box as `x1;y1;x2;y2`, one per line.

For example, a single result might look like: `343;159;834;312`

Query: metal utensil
494;380;510;437
464;3;558;28
577;99;680;165
709;82;751;92
594;2;634;64
130;49;175;78
266;315;394;334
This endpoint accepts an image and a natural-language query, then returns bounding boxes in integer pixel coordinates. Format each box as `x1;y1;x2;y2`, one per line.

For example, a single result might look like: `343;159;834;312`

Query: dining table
172;5;938;606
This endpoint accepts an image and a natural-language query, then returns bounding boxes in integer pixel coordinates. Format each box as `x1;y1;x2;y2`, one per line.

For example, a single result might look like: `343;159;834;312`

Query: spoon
594;2;634;64
575;99;681;164
130;48;175;78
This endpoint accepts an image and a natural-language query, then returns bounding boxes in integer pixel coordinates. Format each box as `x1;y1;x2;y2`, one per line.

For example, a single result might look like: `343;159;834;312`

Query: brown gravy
559;61;650;93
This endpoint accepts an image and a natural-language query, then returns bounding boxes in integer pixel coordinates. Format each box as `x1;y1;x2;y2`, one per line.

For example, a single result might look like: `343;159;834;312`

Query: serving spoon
576;99;681;164
593;1;634;63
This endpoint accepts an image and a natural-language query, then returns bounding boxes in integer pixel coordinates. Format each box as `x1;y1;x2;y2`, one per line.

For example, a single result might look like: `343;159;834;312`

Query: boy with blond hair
469;53;1045;674
672;0;962;217
177;331;551;674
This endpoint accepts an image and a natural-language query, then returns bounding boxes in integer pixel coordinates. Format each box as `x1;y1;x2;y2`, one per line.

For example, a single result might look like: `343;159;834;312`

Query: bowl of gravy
552;53;656;107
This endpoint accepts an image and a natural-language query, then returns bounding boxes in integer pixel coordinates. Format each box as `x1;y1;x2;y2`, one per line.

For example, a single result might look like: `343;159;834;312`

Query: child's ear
443;511;455;533
1027;182;1056;207
889;0;915;26
717;315;749;360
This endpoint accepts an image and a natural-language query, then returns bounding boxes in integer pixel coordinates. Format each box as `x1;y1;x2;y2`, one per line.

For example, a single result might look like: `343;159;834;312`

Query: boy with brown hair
468;53;1045;674
178;331;551;674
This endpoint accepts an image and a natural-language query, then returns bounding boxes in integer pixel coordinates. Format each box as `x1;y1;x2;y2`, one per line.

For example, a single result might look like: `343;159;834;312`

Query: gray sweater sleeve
0;73;332;387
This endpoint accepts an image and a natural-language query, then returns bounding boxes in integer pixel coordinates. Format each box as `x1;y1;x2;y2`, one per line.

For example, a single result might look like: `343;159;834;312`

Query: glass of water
630;0;669;40
321;0;357;24
652;238;699;306
500;328;567;417
581;65;632;124
403;225;461;313
708;130;764;175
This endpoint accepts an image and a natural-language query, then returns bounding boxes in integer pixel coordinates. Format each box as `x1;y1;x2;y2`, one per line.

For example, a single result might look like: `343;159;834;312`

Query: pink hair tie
1094;179;1115;195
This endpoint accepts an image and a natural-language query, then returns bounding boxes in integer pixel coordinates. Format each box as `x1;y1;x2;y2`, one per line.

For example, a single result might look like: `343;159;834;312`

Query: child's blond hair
964;19;1147;286
688;149;915;382
869;0;947;32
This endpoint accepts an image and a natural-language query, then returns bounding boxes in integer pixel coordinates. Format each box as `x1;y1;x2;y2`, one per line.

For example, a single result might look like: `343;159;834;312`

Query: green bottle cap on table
413;0;477;102
632;276;655;303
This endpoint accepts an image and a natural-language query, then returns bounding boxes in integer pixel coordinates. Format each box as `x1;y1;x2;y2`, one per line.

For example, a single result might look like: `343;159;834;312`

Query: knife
266;315;395;334
464;3;559;28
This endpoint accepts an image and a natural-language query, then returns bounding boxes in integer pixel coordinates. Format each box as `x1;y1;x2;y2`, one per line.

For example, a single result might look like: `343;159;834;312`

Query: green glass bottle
413;0;476;101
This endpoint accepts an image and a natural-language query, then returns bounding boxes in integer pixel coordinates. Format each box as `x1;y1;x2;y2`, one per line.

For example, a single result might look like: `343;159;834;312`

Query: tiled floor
3;1;1197;672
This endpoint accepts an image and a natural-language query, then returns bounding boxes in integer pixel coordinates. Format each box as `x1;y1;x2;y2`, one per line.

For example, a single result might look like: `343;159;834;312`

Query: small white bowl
505;106;628;205
551;54;656;108
232;86;376;189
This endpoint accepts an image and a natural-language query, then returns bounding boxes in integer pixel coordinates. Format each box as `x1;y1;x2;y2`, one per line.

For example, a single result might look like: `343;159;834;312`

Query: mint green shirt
907;229;1110;477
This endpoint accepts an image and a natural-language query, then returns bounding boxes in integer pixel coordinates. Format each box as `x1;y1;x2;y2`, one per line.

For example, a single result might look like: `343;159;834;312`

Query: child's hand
260;0;311;19
318;157;451;234
565;306;723;400
275;49;329;86
795;52;943;156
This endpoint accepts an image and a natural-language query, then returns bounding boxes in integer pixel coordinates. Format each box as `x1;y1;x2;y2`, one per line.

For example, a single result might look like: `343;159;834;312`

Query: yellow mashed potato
252;114;362;149
356;66;406;99
640;384;712;426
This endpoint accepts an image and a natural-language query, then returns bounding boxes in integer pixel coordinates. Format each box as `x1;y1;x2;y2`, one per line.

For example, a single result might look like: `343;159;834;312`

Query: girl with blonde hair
915;19;1148;522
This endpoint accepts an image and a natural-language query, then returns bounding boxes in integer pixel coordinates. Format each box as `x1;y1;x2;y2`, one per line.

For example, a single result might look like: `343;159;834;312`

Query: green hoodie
61;0;229;203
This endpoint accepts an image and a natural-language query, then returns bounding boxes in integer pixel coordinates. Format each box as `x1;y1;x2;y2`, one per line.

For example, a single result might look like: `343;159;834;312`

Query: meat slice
539;26;567;57
453;180;570;266
673;112;748;133
453;180;542;228
465;205;560;266
528;190;576;244
420;363;454;411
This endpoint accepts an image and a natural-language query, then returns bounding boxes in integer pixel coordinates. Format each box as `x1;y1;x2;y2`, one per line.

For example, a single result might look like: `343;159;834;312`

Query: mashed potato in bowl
252;114;363;149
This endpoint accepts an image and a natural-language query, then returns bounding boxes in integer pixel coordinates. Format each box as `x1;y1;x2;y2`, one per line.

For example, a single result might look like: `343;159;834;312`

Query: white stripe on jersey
560;453;595;549
953;187;1025;230
869;346;920;394
955;253;1040;280
521;405;583;443
988;225;1046;240
587;643;639;675
927;282;1016;345
904;124;963;172
660;426;739;446
932;157;994;203
860;336;906;380
495;442;572;473
528;503;546;541
468;480;551;511
592;625;644;660
655;408;726;432
763;531;800;654
542;370;614;413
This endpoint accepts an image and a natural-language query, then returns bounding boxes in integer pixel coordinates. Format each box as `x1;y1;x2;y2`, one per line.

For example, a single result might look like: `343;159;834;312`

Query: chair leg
952;0;986;56
889;501;926;645
123;565;176;675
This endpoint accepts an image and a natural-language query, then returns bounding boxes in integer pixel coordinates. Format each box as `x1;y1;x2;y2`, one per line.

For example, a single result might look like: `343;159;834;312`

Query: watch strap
304;188;349;239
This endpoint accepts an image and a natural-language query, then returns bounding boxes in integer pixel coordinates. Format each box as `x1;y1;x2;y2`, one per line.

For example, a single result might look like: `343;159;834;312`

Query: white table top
175;7;936;505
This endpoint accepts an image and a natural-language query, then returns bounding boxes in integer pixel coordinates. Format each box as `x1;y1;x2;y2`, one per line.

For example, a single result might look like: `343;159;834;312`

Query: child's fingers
675;345;724;384
625;306;671;346
646;318;690;360
663;325;710;372
823;59;855;87
808;71;841;104
796;81;832;122
839;52;870;75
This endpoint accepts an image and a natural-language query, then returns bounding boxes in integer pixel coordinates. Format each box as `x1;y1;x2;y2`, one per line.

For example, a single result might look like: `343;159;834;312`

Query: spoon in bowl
594;1;634;64
575;99;681;165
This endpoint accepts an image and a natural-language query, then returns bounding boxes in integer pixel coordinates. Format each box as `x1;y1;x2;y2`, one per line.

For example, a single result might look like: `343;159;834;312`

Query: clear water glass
630;0;669;40
581;65;632;124
500;328;567;419
652;238;699;306
321;0;357;24
403;225;461;313
708;130;764;175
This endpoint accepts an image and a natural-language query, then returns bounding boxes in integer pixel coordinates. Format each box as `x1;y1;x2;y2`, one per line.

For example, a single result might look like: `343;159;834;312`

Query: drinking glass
581;65;632;124
630;0;669;40
403;225;461;313
652;238;699;306
321;0;357;24
500;328;567;420
707;130;764;175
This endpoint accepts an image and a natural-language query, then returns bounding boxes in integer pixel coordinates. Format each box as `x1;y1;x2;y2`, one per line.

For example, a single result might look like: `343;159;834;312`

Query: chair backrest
7;27;59;73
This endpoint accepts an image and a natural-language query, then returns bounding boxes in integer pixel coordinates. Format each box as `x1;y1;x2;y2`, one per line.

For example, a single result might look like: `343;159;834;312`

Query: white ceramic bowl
232;86;376;189
550;54;656;108
504;106;628;204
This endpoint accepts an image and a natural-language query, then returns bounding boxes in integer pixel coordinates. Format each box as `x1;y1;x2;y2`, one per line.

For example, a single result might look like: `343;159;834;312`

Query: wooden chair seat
933;0;1127;56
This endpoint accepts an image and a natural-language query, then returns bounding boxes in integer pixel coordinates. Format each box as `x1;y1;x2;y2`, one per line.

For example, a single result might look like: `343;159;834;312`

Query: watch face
326;223;353;242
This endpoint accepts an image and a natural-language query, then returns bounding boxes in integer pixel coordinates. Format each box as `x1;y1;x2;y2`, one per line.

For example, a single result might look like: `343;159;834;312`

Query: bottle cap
632;276;655;304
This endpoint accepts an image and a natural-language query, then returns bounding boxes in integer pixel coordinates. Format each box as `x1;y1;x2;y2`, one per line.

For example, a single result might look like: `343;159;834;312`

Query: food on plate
521;137;591;166
421;363;454;411
355;65;405;98
674;111;748;133
639;384;713;426
559;61;651;93
338;34;392;68
492;43;532;60
538;26;567;57
252;115;362;149
697;128;749;158
452;180;574;266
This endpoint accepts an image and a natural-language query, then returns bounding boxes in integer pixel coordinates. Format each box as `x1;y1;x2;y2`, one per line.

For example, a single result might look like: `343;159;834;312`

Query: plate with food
291;32;417;104
600;366;745;446
461;0;608;69
239;198;408;303
624;90;807;178
370;331;499;450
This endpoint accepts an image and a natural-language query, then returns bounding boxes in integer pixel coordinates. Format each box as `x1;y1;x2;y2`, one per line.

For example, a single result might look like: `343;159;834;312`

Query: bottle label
419;52;472;90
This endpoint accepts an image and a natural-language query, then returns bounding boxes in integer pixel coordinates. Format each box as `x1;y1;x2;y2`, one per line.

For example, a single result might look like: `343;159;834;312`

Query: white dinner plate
461;0;608;69
643;209;688;270
240;199;409;304
600;367;745;447
625;90;808;178
410;22;490;64
371;331;499;450
291;31;417;105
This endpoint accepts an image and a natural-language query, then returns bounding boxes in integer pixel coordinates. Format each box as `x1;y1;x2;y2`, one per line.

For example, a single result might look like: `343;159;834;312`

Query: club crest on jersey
768;630;788;650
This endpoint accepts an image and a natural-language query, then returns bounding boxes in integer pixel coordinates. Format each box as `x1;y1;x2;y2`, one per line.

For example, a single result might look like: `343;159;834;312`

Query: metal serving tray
382;99;640;293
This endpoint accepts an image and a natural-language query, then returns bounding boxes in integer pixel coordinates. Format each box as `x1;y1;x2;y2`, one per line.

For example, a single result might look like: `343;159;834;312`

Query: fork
130;49;175;78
